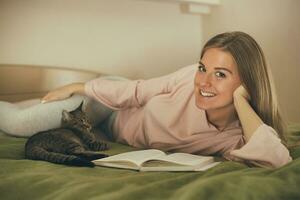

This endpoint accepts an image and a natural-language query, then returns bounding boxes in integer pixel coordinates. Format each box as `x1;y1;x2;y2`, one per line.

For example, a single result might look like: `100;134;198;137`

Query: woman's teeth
200;90;216;97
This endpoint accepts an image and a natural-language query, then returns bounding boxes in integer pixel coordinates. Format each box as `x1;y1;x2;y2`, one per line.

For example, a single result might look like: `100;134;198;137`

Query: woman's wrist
233;92;263;142
69;83;85;95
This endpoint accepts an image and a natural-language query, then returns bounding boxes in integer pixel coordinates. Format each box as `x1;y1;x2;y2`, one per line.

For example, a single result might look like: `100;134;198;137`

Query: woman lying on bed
0;31;292;168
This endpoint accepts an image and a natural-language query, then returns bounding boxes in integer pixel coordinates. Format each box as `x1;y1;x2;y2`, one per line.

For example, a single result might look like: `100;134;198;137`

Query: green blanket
1;125;300;200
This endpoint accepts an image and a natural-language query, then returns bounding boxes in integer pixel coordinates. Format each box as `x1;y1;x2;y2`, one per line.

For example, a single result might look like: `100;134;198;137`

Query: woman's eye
198;66;206;72
216;72;226;78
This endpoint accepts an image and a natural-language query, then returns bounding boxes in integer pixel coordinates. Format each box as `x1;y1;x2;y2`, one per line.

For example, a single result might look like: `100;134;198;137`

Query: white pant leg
0;75;127;138
0;95;86;137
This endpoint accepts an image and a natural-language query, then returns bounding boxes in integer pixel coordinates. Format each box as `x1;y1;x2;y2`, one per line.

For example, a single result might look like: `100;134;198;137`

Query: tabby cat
25;102;109;167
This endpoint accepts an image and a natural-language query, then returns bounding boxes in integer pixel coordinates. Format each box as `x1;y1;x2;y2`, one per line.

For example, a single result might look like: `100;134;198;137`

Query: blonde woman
0;31;292;168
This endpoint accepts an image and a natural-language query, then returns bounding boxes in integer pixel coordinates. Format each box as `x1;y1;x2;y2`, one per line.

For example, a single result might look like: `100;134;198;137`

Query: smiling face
194;48;241;114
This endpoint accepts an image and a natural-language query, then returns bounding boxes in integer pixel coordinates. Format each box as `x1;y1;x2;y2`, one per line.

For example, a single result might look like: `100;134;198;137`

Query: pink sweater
85;64;292;168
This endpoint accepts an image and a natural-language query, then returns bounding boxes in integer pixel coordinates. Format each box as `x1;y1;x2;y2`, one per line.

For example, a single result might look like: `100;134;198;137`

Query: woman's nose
200;74;212;87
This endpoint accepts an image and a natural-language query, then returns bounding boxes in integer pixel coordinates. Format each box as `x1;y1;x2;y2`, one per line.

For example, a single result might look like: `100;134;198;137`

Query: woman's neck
206;104;238;131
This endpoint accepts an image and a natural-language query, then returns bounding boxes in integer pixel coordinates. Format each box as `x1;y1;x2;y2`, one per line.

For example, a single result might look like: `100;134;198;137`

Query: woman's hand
233;85;251;101
41;83;85;103
233;84;263;142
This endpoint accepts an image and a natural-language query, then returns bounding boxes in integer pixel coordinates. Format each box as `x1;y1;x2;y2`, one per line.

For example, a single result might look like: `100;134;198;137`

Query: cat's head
61;101;92;132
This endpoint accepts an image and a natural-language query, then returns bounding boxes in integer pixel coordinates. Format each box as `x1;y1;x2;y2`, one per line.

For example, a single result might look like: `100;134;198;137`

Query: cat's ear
76;101;84;112
62;110;71;121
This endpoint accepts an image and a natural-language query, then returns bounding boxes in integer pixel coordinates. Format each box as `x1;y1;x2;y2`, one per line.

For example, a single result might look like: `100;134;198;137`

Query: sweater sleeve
84;64;197;110
228;124;292;168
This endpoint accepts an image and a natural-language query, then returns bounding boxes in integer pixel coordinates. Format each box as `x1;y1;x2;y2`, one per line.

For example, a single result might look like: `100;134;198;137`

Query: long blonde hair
201;31;287;143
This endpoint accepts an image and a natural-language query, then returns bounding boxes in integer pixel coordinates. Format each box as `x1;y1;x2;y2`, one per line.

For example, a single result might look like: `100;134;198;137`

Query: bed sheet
1;124;300;200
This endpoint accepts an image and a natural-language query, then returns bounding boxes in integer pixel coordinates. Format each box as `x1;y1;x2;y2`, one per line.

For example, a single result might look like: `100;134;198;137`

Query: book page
95;149;166;166
142;153;214;167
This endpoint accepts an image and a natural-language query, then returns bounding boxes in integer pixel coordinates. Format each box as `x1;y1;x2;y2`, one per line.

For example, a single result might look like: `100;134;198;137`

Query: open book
92;149;220;171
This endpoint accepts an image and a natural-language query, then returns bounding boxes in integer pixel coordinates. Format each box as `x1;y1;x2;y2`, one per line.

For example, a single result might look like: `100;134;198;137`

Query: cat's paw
69;157;95;167
85;153;109;161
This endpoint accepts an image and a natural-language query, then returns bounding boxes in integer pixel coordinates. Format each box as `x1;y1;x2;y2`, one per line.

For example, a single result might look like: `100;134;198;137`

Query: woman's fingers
233;85;251;101
41;92;58;103
41;88;72;103
41;94;69;103
40;83;84;104
41;92;59;103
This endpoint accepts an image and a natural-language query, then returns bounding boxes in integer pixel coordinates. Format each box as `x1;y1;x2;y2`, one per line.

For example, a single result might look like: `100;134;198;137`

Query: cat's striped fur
25;102;109;167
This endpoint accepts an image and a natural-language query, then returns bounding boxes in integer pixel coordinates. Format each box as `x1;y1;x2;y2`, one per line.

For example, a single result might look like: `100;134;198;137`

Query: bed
1;64;300;200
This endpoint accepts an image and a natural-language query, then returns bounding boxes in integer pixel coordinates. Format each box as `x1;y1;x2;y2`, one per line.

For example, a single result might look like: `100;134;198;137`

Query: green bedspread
1;125;300;200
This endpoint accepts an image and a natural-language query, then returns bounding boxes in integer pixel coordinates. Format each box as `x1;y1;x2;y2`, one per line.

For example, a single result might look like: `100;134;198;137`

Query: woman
0;31;292;168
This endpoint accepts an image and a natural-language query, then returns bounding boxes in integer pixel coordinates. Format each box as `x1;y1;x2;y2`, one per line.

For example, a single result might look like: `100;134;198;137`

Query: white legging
0;95;113;137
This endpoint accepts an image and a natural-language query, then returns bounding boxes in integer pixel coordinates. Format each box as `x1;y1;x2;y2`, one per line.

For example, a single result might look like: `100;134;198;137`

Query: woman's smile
199;89;216;97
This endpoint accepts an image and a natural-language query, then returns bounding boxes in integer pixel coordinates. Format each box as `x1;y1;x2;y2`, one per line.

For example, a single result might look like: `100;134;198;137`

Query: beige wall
0;0;299;123
202;0;300;123
0;0;202;79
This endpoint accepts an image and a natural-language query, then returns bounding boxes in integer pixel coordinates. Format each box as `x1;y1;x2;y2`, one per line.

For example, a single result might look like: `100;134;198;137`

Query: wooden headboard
0;64;101;102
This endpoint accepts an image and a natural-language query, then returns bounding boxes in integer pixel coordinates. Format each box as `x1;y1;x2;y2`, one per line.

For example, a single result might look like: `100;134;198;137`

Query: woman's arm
42;64;196;108
42;83;85;103
233;85;263;142
231;85;292;168
84;64;197;110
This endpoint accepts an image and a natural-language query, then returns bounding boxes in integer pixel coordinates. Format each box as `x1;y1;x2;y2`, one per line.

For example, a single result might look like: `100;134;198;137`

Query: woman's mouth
200;90;216;97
